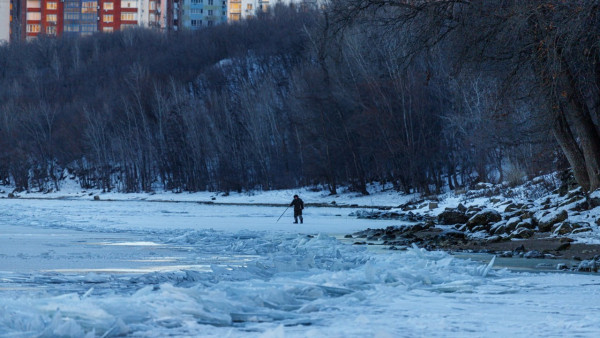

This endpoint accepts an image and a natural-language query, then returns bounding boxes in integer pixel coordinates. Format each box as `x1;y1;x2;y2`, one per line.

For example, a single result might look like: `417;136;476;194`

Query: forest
0;1;598;196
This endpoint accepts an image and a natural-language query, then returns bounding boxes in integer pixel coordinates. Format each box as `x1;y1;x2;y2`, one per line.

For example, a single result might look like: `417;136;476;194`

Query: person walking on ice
290;194;304;224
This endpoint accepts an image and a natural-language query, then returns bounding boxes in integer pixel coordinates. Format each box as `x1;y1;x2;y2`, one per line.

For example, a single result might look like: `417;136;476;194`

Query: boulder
490;221;509;235
437;210;469;225
536;210;568;232
505;217;521;230
515;218;535;230
504;203;519;213
466;209;502;230
510;228;534;239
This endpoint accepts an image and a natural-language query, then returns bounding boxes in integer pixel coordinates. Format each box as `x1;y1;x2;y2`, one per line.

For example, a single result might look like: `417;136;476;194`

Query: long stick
276;206;290;223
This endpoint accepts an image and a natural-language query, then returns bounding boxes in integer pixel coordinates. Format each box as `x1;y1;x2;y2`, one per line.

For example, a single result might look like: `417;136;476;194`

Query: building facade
5;0;320;42
0;0;10;43
179;0;227;30
9;0;163;40
227;0;318;22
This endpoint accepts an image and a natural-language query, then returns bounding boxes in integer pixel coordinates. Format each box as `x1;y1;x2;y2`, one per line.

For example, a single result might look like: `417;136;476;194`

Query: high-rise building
8;0;164;40
4;0;320;42
0;0;10;43
227;0;318;22
180;0;227;30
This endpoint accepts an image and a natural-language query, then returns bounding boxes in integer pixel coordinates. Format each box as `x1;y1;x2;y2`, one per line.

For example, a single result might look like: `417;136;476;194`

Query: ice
1;198;600;337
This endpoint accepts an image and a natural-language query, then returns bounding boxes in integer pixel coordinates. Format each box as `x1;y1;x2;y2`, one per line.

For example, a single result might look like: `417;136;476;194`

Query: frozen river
1;198;600;337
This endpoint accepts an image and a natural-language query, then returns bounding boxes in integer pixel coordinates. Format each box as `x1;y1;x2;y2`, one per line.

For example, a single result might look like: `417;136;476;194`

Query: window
26;12;41;20
121;0;137;8
191;19;199;27
82;1;97;13
150;1;156;10
246;4;252;10
46;14;57;23
208;0;213;5
121;12;137;21
81;24;96;32
26;24;41;32
26;1;40;8
191;0;202;3
104;2;114;10
208;9;213;16
121;23;137;29
64;25;79;32
103;14;113;22
64;12;80;20
46;26;56;35
46;2;58;10
230;3;240;11
190;8;202;14
103;26;114;32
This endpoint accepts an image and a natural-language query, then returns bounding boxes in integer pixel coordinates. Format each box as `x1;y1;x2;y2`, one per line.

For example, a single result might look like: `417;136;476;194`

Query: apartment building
227;0;317;22
97;0;160;32
0;0;10;43
5;0;320;42
180;0;227;30
9;0;162;40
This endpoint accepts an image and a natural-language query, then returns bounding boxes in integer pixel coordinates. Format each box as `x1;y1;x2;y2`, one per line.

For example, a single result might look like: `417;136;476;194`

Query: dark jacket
290;198;304;212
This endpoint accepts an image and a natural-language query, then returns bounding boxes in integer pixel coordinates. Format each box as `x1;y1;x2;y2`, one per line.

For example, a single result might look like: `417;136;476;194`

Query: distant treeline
2;2;594;195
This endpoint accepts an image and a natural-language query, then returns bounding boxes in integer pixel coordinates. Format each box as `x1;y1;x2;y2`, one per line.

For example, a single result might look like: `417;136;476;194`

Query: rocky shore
345;181;600;273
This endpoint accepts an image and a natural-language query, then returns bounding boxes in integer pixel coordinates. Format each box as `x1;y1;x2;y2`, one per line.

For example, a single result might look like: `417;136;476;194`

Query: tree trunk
559;62;600;190
552;111;590;192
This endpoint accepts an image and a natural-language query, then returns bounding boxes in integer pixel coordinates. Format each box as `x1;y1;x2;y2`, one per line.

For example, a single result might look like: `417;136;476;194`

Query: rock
428;202;439;210
504;203;519;213
524;250;544;259
471;224;492;232
490;221;509;235
515;219;535;230
473;182;492;190
486;235;503;243
572;227;593;234
466;206;482;215
518;210;534;220
536;210;568;232
466;209;502;230
411;223;432;232
344;234;353;238
510;228;534;239
7;193;15;198
576;260;598;272
557;263;569;270
457;203;467;213
94;195;100;201
556;242;571;251
505;217;521;230
437;210;469;225
552;221;591;235
490;198;502;204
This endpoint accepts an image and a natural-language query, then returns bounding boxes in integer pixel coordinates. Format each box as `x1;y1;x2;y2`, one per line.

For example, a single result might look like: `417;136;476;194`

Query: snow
1;186;600;336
